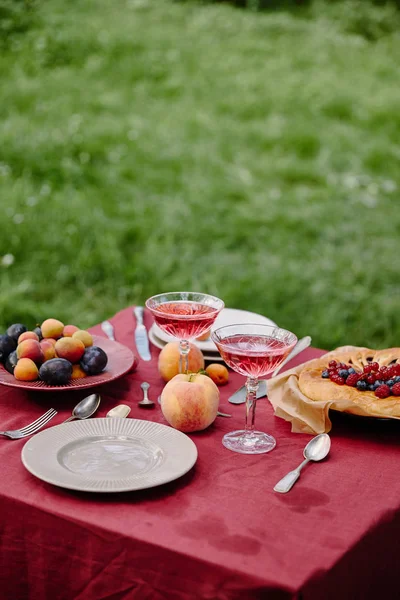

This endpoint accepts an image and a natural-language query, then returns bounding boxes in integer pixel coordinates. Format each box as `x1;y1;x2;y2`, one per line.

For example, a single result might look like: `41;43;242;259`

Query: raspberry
346;373;359;387
328;360;337;368
391;383;400;396
374;384;391;399
363;364;373;374
331;375;345;385
370;362;379;372
367;374;377;384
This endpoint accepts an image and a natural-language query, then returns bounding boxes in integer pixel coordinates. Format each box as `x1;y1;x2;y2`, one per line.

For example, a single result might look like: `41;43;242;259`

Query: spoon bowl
274;433;330;493
63;393;101;423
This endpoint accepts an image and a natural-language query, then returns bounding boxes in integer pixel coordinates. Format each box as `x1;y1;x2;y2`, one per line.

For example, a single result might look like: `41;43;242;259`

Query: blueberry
373;380;384;390
356;380;368;391
338;369;349;378
386;379;395;387
394;376;400;383
322;369;330;378
348;368;356;374
368;384;375;391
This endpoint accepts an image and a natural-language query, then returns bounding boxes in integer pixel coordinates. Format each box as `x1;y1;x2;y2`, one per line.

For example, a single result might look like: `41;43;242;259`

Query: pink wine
215;334;294;378
153;301;219;340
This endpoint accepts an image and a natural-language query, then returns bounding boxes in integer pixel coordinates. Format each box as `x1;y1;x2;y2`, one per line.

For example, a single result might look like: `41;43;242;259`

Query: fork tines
19;408;58;435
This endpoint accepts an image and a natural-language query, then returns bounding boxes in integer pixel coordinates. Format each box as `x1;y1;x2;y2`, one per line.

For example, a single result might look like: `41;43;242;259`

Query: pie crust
298;346;400;418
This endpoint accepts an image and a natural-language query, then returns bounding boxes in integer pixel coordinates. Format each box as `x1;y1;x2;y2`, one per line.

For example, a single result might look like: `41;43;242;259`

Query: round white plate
21;418;197;493
148;326;224;362
152;307;277;353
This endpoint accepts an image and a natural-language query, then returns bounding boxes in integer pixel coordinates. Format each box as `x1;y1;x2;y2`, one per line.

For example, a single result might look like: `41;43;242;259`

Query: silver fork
0;408;57;439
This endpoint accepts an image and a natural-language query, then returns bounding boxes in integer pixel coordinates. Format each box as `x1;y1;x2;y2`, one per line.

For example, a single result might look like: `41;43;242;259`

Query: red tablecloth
1;307;400;600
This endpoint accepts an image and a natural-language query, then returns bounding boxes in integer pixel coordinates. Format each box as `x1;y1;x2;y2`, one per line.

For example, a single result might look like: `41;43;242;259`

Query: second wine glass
145;291;224;373
211;323;297;454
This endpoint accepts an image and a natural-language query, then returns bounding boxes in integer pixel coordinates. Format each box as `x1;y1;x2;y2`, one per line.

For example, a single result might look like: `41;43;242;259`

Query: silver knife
228;380;268;404
101;320;115;341
133;306;151;361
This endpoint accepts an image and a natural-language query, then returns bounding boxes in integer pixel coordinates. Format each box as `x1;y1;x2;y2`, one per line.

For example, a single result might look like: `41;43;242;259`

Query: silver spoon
139;382;154;407
106;404;131;418
63;393;101;423
273;433;331;493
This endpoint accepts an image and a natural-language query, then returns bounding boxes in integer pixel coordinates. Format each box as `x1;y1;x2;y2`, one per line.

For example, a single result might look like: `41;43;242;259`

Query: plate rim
0;335;135;392
21;418;198;493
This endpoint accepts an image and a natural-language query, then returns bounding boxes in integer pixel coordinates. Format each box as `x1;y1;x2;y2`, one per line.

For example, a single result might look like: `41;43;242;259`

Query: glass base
222;430;276;454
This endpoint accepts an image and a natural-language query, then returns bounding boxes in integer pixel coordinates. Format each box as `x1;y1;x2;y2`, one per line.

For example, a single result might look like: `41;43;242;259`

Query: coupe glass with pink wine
211;323;297;454
145;292;224;373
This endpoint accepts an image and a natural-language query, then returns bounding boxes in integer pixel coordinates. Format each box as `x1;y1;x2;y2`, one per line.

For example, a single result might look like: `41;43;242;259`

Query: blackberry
322;369;330;378
356;380;368;391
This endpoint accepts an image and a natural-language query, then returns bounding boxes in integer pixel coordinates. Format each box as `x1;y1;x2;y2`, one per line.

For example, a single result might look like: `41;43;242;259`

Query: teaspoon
63;393;101;423
273;433;331;493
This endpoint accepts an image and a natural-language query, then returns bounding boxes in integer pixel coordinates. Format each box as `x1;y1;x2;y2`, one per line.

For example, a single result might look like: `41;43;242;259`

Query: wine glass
211;323;297;455
145;291;224;373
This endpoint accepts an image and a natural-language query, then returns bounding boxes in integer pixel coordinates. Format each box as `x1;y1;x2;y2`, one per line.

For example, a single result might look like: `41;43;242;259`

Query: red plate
0;336;136;392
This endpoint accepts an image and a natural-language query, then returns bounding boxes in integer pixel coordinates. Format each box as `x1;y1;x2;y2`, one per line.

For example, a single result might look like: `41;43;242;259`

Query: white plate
152;307;277;353
148;326;225;362
21;418;197;493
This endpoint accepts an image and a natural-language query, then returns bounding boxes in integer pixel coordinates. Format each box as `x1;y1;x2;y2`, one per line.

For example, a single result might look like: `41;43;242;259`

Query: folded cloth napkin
267;346;386;434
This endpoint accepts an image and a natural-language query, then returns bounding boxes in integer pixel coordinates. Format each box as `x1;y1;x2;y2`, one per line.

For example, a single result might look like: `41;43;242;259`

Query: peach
71;364;87;379
196;329;211;341
161;373;219;432
40;339;56;362
63;325;79;337
158;342;205;382
16;339;44;365
18;331;39;344
72;330;93;347
205;363;229;386
55;337;85;363
41;318;64;339
14;358;39;381
45;338;57;347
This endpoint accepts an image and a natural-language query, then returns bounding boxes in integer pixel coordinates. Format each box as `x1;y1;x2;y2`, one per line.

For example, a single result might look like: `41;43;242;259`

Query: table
1;306;400;599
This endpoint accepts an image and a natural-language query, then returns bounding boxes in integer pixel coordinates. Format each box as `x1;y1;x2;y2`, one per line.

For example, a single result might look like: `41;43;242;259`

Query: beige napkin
267;346;389;434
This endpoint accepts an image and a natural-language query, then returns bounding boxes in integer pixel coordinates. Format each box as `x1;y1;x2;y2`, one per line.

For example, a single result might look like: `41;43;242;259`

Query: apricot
45;338;57;347
18;331;39;344
40;339;56;362
72;330;93;347
55;337;85;363
16;339;44;365
205;363;229;386
41;318;64;339
14;358;39;381
71;364;87;379
158;342;205;382
196;329;211;341
63;325;79;337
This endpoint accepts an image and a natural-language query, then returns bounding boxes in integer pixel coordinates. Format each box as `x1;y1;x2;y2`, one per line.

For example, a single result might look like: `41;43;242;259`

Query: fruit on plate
41;318;64;340
14;358;39;382
55;337;85;363
160;372;220;432
205;363;229;386
1;319;109;385
80;346;108;375
299;346;400;418
0;335;17;363
158;342;205;382
16;339;44;365
39;358;73;385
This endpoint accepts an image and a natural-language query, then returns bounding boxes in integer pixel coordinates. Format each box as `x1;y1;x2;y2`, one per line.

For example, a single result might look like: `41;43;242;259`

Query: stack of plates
149;308;277;362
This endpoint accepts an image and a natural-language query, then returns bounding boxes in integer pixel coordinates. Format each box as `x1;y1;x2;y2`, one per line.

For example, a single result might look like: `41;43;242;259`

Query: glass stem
245;377;259;436
179;340;190;374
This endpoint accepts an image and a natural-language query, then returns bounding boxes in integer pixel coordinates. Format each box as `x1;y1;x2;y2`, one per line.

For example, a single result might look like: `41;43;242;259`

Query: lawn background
1;0;399;350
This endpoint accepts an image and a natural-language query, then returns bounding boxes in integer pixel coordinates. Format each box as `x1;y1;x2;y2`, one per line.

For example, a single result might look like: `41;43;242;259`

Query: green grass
0;0;399;350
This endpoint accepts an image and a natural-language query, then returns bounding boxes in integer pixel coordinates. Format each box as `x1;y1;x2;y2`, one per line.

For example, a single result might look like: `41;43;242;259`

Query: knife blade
101;320;115;341
133;306;151;361
228;380;268;404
